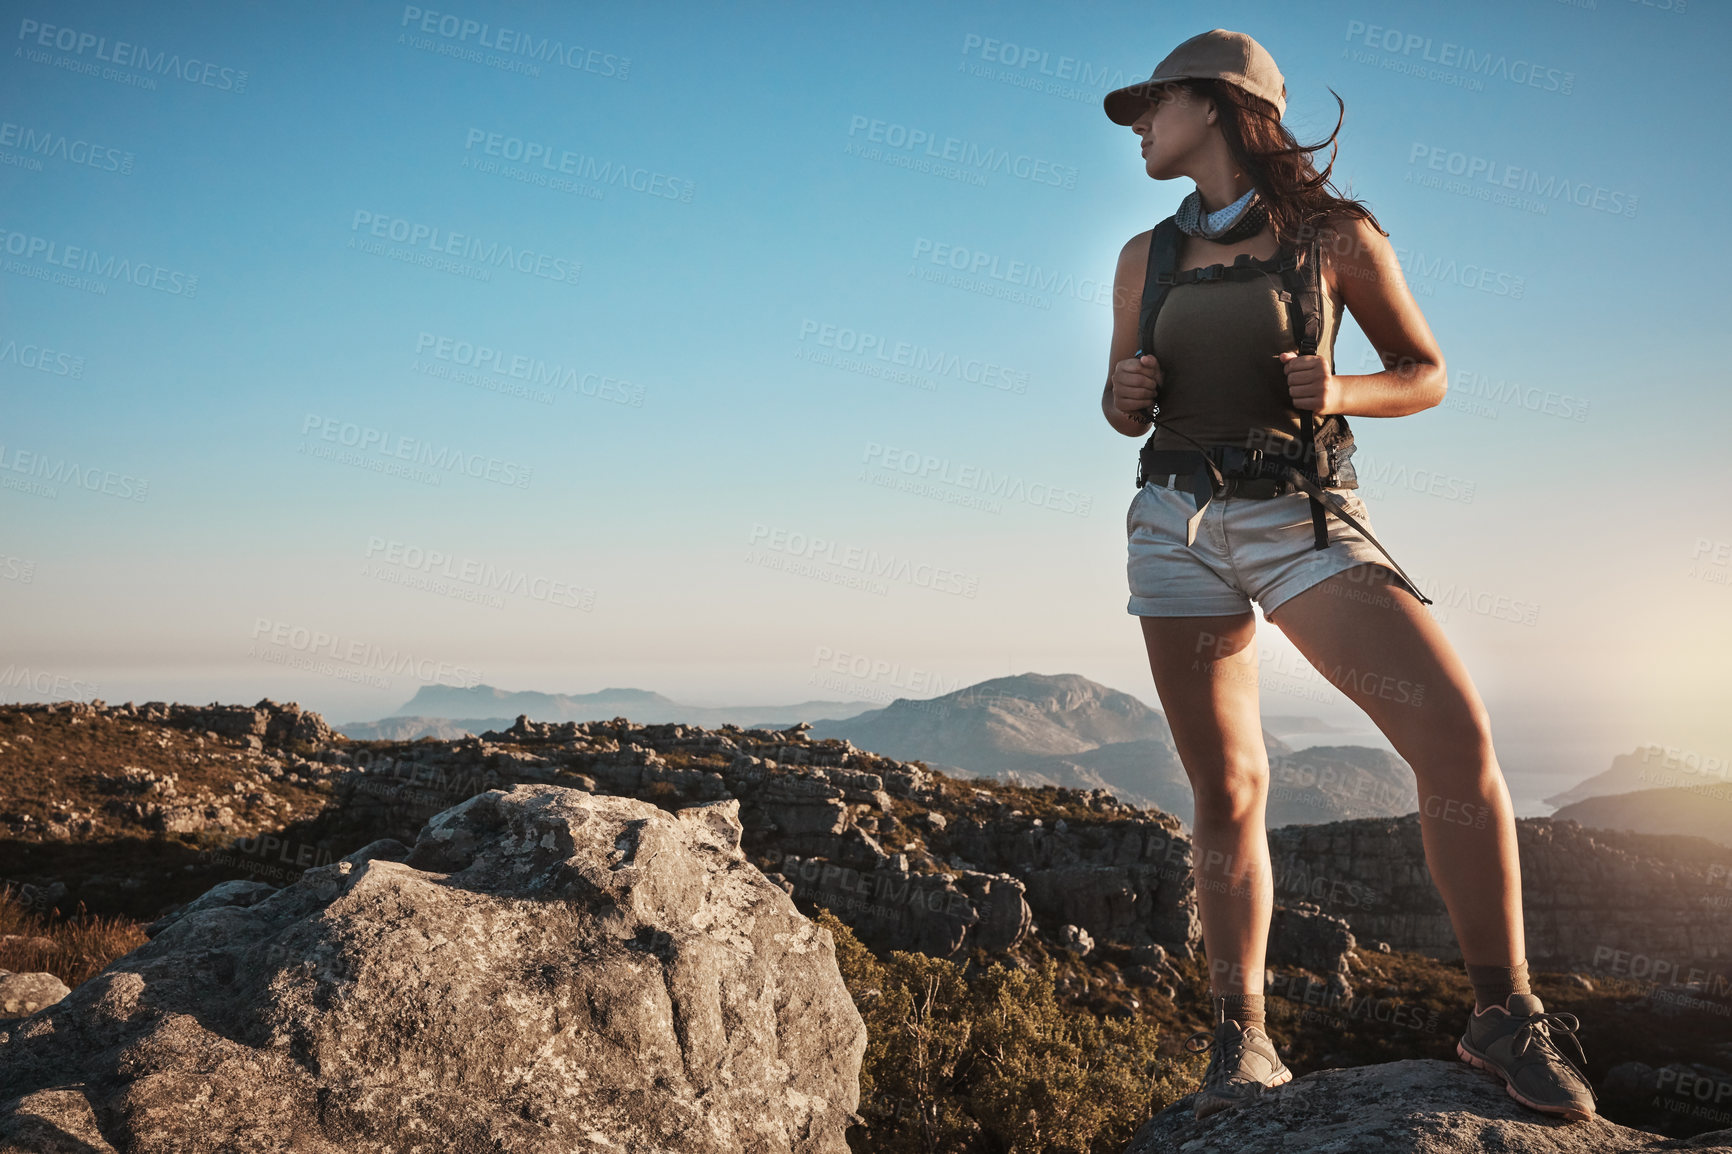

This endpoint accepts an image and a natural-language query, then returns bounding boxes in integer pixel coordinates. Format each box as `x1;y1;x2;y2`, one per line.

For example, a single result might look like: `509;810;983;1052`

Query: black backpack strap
1279;233;1332;549
1137;216;1183;359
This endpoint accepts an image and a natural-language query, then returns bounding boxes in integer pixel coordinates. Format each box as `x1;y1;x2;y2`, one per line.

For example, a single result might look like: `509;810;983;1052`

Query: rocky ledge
0;784;865;1153
1126;1059;1732;1153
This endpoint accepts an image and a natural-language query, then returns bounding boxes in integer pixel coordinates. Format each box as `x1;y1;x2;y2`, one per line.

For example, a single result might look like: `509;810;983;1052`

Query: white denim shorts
1125;474;1419;619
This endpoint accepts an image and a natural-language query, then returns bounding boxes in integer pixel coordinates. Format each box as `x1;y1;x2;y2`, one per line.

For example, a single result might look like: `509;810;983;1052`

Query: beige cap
1103;29;1287;124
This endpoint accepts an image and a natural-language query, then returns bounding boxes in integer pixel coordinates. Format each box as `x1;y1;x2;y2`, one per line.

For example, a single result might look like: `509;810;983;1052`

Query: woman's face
1131;83;1215;180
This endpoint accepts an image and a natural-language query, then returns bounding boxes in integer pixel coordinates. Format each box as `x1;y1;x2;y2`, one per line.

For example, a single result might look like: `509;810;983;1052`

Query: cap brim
1103;76;1185;125
1103;83;1156;126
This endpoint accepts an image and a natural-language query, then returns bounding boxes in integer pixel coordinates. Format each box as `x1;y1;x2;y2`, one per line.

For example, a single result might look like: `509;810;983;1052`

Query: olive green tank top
1147;249;1342;455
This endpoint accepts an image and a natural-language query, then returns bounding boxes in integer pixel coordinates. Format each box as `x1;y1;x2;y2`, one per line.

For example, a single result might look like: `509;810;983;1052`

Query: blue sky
3;0;1728;808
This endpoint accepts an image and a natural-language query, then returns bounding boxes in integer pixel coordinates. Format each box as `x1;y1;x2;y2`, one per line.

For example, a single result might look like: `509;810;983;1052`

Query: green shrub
818;911;1195;1154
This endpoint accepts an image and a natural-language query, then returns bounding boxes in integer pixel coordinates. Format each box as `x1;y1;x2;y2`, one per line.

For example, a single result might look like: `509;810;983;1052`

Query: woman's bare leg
1139;610;1273;995
1265;563;1523;966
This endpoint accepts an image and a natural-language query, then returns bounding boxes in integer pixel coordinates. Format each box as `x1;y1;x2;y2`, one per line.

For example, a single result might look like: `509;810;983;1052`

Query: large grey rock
142;877;283;937
0;785;865;1153
0;972;69;1020
1123;1059;1732;1153
0;1087;117;1152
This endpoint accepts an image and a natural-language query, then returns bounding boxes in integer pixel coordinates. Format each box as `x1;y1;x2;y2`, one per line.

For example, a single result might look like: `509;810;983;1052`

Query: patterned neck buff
1173;186;1269;243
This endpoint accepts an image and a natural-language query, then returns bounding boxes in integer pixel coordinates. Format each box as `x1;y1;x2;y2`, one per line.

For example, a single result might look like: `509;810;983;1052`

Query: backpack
1131;216;1434;605
1136;214;1355;550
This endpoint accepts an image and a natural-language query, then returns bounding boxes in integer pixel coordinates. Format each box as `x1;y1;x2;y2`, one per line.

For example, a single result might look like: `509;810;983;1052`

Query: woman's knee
1408;696;1497;767
1188;755;1269;823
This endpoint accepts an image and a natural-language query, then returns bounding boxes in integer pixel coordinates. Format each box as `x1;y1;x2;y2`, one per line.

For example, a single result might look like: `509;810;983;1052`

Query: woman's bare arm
1314;214;1448;418
1102;231;1160;437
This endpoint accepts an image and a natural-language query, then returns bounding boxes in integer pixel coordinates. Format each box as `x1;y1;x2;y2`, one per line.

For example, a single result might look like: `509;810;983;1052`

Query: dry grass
0;884;148;987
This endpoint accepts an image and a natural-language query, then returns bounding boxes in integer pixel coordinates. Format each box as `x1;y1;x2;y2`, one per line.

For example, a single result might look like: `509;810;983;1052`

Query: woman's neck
1194;177;1255;215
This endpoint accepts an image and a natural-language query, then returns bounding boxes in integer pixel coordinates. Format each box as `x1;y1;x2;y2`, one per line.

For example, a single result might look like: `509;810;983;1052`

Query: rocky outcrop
0;785;866;1153
0;702;1354;986
775;853;1033;957
1267;814;1732;980
1123;1059;1732;1153
128;697;336;747
943;807;1201;956
1266;902;1358;1003
321;715;1044;962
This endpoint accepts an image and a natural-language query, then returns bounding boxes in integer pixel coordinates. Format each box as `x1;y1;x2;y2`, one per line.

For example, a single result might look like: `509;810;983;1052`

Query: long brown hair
1161;78;1385;253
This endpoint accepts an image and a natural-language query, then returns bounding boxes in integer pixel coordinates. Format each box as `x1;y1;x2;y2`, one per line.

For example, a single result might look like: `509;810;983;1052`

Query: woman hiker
1099;29;1597;1123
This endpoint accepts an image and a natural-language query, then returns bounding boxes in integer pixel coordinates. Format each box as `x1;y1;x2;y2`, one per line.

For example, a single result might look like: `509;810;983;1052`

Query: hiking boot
1457;993;1598;1121
1186;1019;1292;1120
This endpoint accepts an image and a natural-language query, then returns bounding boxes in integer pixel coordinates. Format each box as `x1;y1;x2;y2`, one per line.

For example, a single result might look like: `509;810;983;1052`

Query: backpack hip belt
1134;215;1434;606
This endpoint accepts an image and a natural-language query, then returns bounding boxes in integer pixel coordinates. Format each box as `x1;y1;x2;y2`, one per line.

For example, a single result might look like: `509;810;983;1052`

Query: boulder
1123;1059;1732;1153
0;785;865;1153
0;972;69;1020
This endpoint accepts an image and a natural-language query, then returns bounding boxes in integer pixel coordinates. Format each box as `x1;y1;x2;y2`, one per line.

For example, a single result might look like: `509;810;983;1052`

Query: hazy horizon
0;665;1652;819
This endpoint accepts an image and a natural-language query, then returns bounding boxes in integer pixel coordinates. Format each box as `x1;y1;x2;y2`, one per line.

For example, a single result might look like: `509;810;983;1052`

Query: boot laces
1186;1026;1249;1087
1509;1010;1597;1102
